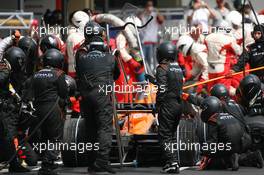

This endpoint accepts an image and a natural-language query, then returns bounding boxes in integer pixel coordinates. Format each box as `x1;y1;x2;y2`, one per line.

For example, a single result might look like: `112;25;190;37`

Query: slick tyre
245;115;264;148
61;116;95;167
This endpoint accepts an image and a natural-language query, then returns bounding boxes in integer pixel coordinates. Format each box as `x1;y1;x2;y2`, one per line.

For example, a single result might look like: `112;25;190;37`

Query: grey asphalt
0;166;262;175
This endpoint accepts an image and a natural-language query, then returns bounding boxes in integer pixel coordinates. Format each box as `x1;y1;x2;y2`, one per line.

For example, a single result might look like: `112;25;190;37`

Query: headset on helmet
157;41;177;63
200;96;222;123
176;35;194;57
86;36;108;52
210;84;229;100
253;24;264;33
65;75;77;96
71;11;90;29
251;24;264;42
5;47;27;73
40;35;61;53
42;48;64;69
83;21;104;42
18;36;38;58
18;37;38;76
238;74;262;106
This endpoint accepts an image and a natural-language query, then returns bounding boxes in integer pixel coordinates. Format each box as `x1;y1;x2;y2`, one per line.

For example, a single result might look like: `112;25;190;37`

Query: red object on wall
56;0;62;10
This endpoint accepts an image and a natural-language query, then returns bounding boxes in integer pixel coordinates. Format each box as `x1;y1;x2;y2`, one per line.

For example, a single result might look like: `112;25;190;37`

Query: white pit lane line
32;160;63;171
180;167;191;171
31;162;191;172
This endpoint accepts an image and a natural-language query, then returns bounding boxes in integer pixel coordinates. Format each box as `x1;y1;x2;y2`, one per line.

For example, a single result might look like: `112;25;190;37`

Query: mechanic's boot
87;162;108;175
88;161;116;174
38;167;58;175
9;161;30;173
254;150;264;168
50;162;59;170
161;162;180;174
38;162;58;175
97;161;116;174
231;153;239;171
240;150;264;168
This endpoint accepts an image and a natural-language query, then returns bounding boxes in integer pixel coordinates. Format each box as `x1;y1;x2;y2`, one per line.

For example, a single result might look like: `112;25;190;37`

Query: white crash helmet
176;35;194;57
124;16;142;36
218;20;231;29
71;11;90;29
217;20;232;33
226;11;242;27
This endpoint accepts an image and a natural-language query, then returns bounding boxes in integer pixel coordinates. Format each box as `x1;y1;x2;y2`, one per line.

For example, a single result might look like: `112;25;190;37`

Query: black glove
20;101;35;115
145;74;157;84
248;108;263;116
113;49;120;57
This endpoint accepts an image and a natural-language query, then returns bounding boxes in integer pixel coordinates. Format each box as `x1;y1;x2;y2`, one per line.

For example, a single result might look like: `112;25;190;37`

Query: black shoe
254;150;264;168
38;167;58;175
50;163;59;170
9;163;30;173
231;153;239;171
161;162;180;174
88;163;108;175
88;162;116;174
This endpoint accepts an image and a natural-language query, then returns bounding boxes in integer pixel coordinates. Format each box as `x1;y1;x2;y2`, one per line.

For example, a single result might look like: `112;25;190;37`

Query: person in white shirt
212;0;230;27
187;0;216;33
140;0;164;73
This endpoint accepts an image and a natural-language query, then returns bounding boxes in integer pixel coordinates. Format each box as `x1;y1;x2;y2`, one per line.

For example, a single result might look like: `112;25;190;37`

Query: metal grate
0;12;33;29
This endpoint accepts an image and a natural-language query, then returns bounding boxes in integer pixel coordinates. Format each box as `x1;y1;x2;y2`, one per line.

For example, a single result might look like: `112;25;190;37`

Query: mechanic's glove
199;156;211;170
181;92;190;101
200;88;209;98
20;101;35;114
145;74;157;84
9;83;21;102
249;108;263;116
196;78;206;94
225;70;235;78
113;49;120;57
130;48;143;63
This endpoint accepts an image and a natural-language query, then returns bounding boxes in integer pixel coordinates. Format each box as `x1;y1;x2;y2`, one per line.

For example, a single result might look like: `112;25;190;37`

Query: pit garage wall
67;0;264;13
67;0;94;13
181;0;264;11
24;0;56;16
1;0;264;17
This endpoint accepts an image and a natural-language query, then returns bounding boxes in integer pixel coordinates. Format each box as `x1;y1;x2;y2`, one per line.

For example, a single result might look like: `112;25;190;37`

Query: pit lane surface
1;164;263;175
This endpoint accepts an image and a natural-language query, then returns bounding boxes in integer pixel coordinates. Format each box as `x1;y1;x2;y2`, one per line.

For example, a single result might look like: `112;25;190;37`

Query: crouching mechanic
29;49;68;175
210;84;245;121
199;96;251;171
75;21;120;174
182;84;264;168
146;41;183;173
236;74;264;161
183;83;245;121
236;74;264;116
210;84;264;168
